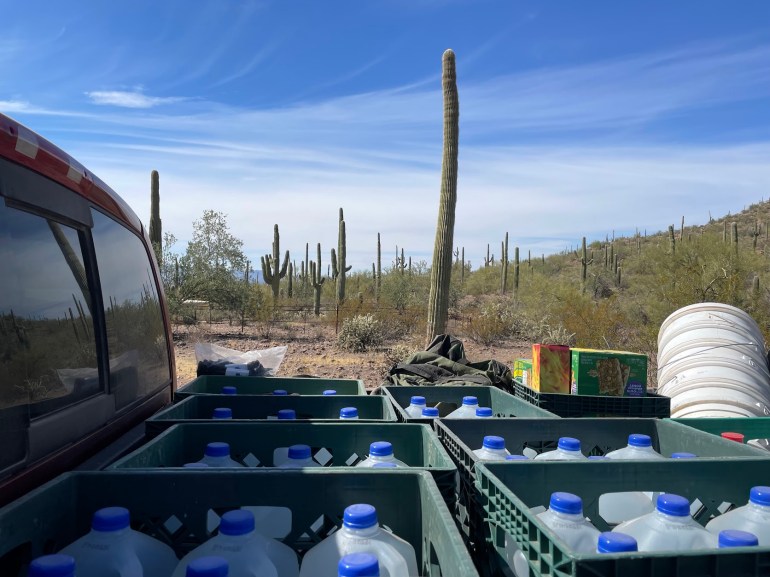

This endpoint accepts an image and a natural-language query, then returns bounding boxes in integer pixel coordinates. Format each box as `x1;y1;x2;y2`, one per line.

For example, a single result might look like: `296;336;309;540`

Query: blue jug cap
750;486;770;506
343;504;378;529
288;444;312;460
221;386;237;395
186;556;229;577
549;492;582;515
212;407;232;419
598;532;638;553
476;407;493;417
462;396;478;406
278;409;296;420
323;389;337;395
628;434;652;447
183;462;210;468
482;435;505;450
558;437;581;452
372;462;398;468
506;454;528;461
338;552;380;576
92;506;130;531
719;529;759;548
205;442;230;458
588;456;609;460
28;555;76;577
421;407;439;417
340;407;358;418
410;396;426;405
220;509;255;536
370;441;393;456
656;493;690;517
273;389;288;396
671;452;697;459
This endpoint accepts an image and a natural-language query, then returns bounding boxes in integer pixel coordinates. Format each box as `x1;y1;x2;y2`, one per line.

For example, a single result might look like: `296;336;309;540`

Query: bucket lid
656;494;690;517
410;396;426;405
719;529;759;548
212;407;232;419
343;504;378;529
28;555;76;577
462;396;478;406
370;441;393;457
278;409;296;420
750;486;770;506
323;389;337;395
92;507;130;531
482;435;505;450
220;510;255;536
273;389;288;396
558;437;581;452
338;552;380;576
186;556;229;577
671;452;697;459
628;434;652;448
476;407;493;417
721;431;745;443
288;444;312;460
597;532;637;553
422;407;440;417
205;442;230;458
549;492;582;515
221;386;237;395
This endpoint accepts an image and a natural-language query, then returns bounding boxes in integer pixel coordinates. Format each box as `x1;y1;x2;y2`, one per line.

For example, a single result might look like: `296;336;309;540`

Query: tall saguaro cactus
427;48;459;342
261;224;289;300
149;170;162;258
514;246;520;294
331;208;352;304
311;243;325;316
500;232;509;294
376;233;382;303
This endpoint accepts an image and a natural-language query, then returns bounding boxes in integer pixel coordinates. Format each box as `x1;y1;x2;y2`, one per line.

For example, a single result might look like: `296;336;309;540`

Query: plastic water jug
356;442;408;468
299;504;418;577
186;556;229;577
278;409;296;420
197;442;244;467
588;456;608;461
184;462;210;468
472;436;509;461
671;452;697;459
212;407;233;420
273;389;288;396
506;454;529;461
445;396;479;419
613;493;717;551
404;396;426;418
340;407;359;420
597;532;637;553
538;493;601;552
475;407;493;418
28;555;76;577
533;437;587;461
372;462;398;468
173;509;297;577
706;486;770;545
718;529;759;548
338;553;380;576
421;407;439;418
222;386;237;395
605;434;665;460
277;444;322;468
323;390;337;396
59;506;178;577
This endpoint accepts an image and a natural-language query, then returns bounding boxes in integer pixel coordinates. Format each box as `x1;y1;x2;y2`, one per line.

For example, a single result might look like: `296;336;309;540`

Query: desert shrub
466;297;520;345
383;342;420;367
337;313;384;352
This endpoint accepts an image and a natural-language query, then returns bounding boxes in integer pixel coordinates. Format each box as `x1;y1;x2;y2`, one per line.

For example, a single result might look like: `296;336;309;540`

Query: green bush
337;313;384;352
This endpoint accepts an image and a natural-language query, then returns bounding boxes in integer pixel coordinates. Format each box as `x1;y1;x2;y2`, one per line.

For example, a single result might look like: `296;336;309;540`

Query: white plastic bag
194;343;287;376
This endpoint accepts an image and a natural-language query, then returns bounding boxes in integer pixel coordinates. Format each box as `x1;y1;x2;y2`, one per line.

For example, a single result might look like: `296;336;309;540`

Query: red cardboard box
531;344;571;393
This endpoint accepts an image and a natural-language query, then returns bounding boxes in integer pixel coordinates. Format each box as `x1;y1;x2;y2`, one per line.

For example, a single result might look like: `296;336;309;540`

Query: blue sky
4;1;770;272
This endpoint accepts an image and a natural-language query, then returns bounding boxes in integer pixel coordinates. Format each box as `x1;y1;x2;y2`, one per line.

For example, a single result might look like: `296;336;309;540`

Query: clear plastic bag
194;343;287;377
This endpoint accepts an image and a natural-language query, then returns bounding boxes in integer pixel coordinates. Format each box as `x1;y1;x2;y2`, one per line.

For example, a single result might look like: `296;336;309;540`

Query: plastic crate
146;394;397;436
0;469;479;577
381;385;558;423
672;417;770;450
434;418;769;549
108;422;457;505
477;459;770;577
175;375;366;399
513;377;670;418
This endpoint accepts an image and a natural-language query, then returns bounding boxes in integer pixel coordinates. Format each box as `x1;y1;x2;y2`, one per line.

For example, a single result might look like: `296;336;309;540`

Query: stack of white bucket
657;303;770;418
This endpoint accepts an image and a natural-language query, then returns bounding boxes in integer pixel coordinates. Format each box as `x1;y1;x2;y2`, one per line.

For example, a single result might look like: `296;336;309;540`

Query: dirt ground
173;321;531;391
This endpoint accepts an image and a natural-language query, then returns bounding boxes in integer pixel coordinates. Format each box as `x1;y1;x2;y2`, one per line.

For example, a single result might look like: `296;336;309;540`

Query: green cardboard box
513;359;533;387
570;348;647;397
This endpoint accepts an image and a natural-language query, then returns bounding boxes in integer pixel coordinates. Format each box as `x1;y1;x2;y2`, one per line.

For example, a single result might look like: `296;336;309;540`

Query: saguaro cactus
731;222;739;252
580;236;592;292
331;208;352;304
376;233;382;303
311;243;325;316
514;246;520;294
261;224;289;299
287;262;294;298
427;48;459;342
149;170;162;257
500;232;509;294
668;225;676;254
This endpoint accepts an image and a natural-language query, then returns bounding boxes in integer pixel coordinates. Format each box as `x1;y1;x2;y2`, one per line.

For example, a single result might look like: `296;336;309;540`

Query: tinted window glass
91;210;170;408
0;203;99;468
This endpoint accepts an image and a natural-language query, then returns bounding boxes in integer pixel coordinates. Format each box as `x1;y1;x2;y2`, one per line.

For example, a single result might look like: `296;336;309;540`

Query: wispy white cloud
0;99;31;112
85;90;187;109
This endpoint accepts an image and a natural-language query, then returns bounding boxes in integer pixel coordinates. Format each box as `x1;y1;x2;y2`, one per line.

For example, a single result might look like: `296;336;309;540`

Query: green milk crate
146;394;397;436
108;422;457;505
381;385;558;423
672;417;770;451
434;418;769;551
175;375;366;399
0;469;479;577
477;459;770;577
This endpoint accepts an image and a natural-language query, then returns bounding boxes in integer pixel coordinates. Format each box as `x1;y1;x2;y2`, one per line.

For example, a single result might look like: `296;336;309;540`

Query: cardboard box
570;348;648;397
531;344;571;393
513;359;533;387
